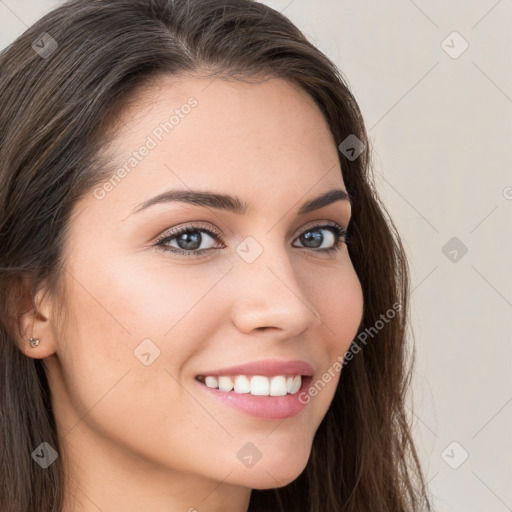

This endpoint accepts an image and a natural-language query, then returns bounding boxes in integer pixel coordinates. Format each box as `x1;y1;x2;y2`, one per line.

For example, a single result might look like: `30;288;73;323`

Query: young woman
0;1;433;511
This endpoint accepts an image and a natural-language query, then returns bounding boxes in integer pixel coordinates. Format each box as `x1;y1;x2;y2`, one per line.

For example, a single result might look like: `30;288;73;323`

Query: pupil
178;232;201;250
302;230;322;248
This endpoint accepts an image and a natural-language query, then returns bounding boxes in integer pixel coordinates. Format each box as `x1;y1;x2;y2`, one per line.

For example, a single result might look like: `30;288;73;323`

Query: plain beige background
1;0;511;510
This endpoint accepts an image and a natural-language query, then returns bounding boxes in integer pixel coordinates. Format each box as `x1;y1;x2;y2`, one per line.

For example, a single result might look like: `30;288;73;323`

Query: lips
194;373;313;420
195;358;314;379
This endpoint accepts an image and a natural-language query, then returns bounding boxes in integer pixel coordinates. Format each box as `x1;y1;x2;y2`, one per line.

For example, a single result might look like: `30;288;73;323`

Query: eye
154;222;223;257
154;221;348;258
292;222;347;254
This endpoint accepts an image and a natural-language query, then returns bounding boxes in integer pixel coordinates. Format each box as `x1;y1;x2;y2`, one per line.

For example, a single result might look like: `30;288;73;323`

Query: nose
229;241;324;340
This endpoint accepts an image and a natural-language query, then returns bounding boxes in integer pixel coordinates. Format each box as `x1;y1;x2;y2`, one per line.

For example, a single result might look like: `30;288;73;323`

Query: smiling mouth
195;374;308;396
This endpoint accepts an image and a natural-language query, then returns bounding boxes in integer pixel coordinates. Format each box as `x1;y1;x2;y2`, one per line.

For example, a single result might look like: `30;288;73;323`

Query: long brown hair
0;1;433;510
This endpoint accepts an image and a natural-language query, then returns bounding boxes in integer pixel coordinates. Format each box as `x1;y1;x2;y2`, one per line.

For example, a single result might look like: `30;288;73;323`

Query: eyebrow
131;187;351;216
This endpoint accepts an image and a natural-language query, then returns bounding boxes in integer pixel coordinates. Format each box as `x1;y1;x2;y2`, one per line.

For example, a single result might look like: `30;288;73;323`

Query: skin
19;74;364;512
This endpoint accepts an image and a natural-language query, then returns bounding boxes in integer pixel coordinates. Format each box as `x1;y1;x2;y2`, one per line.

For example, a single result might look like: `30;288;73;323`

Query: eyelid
154;218;348;244
153;221;222;245
297;219;346;233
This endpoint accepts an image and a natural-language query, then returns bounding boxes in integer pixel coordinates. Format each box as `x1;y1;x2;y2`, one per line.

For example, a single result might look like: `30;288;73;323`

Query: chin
231;451;310;490
248;466;307;490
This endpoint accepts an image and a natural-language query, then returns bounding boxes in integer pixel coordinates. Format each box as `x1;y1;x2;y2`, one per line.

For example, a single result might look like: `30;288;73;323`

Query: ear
16;276;58;360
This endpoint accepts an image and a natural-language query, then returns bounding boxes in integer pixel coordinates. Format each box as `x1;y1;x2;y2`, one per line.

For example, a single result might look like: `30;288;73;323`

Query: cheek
68;251;224;345
56;254;229;415
52;269;213;471
326;268;364;373
298;261;363;414
303;258;364;349
330;275;364;347
108;257;231;337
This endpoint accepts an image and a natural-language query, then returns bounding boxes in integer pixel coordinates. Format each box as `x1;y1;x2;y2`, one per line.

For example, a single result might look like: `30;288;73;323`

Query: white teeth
205;376;218;388
269;376;287;396
199;374;303;396
250;376;270;395
290;375;302;394
218;376;234;392
233;375;251;393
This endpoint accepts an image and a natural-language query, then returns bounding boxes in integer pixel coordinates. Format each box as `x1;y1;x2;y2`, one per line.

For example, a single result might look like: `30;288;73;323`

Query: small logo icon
236;441;262;468
32;32;58;59
236;236;263;264
133;338;161;366
441;441;469;469
441;31;469;59
338;134;365;161
441;236;468;263
31;442;59;469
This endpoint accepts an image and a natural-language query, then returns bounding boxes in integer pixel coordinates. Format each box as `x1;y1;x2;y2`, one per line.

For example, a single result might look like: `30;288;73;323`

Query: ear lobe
15;278;58;359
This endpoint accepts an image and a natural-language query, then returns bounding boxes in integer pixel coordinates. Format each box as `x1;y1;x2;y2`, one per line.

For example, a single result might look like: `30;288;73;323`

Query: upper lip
195;359;314;378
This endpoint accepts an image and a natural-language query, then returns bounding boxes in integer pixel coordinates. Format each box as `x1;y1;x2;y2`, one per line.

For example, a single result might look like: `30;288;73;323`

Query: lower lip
194;376;312;420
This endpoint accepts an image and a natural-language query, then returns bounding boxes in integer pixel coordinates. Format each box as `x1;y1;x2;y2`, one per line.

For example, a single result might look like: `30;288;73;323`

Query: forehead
92;74;347;217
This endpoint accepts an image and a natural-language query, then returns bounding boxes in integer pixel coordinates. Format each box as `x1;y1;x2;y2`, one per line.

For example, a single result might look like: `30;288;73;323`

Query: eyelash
154;221;349;258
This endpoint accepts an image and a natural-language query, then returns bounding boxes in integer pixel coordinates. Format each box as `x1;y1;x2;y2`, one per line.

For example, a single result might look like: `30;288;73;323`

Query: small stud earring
28;337;40;348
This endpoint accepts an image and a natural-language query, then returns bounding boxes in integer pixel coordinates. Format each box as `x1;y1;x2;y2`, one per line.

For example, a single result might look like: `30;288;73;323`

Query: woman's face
41;75;364;509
